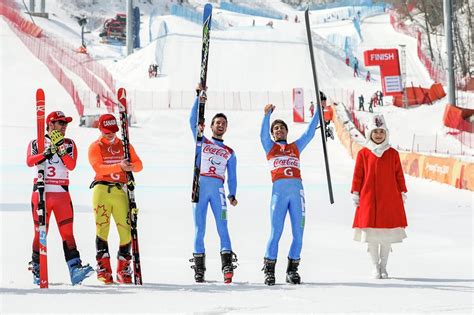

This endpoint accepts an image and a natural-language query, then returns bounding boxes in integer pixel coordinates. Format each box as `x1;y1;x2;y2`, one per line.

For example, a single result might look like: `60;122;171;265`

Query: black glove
57;144;67;157
43;146;56;160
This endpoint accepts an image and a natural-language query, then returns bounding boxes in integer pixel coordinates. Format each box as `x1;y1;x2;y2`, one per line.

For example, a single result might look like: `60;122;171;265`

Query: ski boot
190;253;206;283
67;258;94;285
96;254;113;284
286;258;301;284
262;258;276;286
28;261;40;285
116;255;133;284
221;251;238;284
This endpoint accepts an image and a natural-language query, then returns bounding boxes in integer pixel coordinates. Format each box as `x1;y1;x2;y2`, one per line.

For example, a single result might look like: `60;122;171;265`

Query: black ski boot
190;253;206;283
286;258;301;284
262;258;276;286
221;251;238;284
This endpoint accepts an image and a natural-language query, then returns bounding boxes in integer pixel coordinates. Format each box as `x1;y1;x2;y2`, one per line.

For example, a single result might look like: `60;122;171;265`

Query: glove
50;130;64;147
325;125;334;140
402;192;407;204
43;146;57;160
228;195;238;206
352;192;360;207
56;144;67;157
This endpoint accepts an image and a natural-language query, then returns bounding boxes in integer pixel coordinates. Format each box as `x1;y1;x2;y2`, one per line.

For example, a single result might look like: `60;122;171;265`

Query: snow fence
332;102;474;191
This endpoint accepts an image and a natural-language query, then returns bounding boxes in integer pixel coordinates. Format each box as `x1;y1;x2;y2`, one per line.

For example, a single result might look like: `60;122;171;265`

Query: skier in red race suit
351;114;408;279
26;111;94;285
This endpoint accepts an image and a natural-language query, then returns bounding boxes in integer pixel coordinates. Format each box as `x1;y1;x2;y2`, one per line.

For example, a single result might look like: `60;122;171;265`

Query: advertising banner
292;88;304;123
364;49;403;96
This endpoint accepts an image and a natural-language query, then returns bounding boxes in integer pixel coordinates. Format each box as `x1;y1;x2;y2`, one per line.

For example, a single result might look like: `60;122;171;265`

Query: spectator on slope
377;90;384;106
351;114;408;279
358;94;365;111
353;57;359;77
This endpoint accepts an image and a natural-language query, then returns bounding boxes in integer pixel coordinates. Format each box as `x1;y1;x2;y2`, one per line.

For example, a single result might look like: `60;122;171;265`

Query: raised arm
295;108;320;152
260;104;275;155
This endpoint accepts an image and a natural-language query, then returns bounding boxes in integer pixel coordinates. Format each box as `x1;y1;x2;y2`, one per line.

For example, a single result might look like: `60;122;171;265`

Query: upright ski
304;10;334;204
191;3;213;203
36;88;48;288
117;87;142;285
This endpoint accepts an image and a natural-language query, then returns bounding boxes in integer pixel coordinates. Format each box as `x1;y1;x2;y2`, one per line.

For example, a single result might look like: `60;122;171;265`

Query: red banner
292;88;304;123
364;49;402;96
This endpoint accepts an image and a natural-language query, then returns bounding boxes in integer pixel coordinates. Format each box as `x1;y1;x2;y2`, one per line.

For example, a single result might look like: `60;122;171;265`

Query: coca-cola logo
273;157;299;168
203;145;229;159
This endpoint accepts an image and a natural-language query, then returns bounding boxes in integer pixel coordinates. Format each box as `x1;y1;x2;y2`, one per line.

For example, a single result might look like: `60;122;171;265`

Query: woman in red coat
351;114;408;279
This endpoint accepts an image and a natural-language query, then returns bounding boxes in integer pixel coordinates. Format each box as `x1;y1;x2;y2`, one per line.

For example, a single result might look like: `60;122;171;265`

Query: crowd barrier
170;4;222;30
1;11;85;115
1;0;117;116
220;2;284;20
332;102;474;191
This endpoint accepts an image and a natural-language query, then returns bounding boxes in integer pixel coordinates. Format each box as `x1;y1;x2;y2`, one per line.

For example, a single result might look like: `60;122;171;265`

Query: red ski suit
351;147;408;229
26;137;79;260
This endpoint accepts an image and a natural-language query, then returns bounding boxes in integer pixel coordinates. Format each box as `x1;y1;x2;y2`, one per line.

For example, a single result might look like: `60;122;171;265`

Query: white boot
379;243;391;279
368;243;381;279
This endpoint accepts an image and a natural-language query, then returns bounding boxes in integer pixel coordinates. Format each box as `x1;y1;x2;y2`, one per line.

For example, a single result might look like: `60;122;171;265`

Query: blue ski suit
190;98;237;254
261;110;319;260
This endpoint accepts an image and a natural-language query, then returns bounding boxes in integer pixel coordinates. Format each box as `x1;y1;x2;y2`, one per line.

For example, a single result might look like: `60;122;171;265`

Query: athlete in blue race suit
189;88;238;283
260;103;320;285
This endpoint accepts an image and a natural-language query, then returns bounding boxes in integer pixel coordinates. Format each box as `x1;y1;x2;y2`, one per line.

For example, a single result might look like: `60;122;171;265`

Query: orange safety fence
393;83;446;107
443;104;474;133
0;2;42;37
1;0;117;115
333;104;474;191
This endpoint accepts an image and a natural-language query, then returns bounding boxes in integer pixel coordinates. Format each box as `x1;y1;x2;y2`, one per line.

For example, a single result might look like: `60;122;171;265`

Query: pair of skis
34;88;142;287
304;9;334;204
191;3;213;203
117;88;143;285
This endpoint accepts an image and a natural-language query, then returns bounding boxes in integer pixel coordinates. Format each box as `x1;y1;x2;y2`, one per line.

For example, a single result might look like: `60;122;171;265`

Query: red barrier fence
1;0;117;115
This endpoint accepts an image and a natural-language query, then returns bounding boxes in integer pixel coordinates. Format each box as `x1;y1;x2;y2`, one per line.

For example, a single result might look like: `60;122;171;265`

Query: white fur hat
366;114;388;134
365;114;390;147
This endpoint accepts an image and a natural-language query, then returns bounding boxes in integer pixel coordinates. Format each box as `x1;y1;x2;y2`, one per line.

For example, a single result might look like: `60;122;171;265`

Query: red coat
351;147;408;228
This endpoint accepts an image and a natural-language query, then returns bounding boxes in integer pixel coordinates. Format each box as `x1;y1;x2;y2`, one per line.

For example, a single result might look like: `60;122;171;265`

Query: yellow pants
93;184;131;246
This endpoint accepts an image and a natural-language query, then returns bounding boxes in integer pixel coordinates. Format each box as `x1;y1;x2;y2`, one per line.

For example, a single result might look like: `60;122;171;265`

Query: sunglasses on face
54;121;68;126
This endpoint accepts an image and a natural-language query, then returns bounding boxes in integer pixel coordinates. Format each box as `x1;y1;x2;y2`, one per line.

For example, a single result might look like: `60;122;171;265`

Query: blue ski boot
67;258;94;285
28;261;40;285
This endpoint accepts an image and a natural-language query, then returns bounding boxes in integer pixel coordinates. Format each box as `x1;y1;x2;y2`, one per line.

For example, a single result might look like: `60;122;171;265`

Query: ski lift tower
399;44;408;108
29;0;49;18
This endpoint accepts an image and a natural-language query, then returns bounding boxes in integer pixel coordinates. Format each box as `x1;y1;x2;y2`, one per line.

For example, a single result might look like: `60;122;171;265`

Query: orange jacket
88;136;143;183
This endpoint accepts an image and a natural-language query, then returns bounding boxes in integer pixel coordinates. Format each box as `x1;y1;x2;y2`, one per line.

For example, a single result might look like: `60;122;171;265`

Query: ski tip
118;87;127;100
117;87;127;111
203;3;212;24
36;89;45;102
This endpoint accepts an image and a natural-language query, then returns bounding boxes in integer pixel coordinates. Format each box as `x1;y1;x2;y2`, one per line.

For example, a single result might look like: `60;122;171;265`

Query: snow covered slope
1;8;473;314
